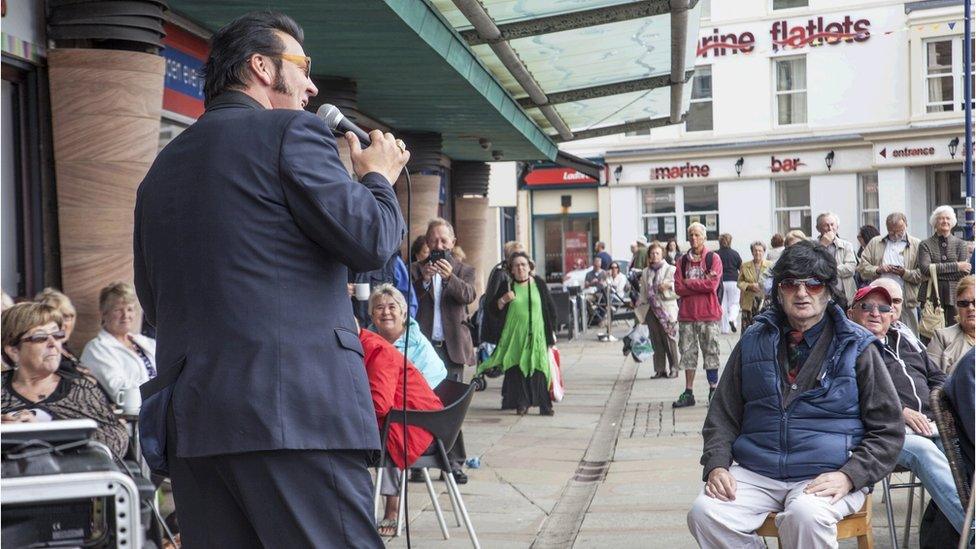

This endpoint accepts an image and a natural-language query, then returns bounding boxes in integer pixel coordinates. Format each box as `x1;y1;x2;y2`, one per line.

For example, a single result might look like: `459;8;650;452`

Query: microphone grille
316;103;344;130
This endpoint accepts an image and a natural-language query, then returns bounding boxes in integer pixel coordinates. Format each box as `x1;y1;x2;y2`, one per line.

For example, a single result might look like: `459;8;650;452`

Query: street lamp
949;137;960;159
613;165;623;184
734;157;744;177
825;150;835;171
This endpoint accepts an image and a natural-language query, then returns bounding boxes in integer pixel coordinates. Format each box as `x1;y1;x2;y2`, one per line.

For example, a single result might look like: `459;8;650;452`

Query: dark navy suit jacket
133;92;405;458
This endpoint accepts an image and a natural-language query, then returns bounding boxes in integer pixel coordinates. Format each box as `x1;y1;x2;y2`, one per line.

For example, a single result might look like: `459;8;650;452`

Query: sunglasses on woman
18;330;67;344
777;277;826;295
957;299;976;309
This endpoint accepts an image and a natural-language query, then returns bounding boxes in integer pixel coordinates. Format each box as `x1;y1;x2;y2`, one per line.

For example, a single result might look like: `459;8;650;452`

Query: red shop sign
524;167;598;187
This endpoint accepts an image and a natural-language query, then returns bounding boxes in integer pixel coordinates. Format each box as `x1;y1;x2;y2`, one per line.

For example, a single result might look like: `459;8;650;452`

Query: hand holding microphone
317;104;409;185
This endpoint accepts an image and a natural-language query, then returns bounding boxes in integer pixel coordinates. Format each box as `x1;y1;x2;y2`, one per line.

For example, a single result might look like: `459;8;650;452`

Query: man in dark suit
133;12;408;547
410;217;476;482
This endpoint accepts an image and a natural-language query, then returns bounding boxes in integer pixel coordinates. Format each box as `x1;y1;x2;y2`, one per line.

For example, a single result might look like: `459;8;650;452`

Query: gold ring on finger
395;139;406;152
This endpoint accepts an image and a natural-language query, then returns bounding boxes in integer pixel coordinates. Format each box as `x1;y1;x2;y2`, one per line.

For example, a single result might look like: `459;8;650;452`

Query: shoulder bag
918;264;945;339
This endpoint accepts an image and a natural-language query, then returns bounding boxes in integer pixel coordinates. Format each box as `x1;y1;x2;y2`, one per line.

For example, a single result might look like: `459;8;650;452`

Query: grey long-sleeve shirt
701;331;905;491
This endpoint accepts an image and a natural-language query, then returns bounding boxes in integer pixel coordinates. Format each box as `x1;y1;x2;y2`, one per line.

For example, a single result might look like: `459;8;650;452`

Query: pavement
386;325;930;549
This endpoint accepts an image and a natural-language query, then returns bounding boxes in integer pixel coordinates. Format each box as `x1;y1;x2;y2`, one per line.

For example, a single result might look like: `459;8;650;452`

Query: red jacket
360;330;444;469
674;249;723;322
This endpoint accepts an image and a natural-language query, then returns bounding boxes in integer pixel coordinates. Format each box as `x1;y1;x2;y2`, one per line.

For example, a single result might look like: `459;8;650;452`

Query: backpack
680;252;723;304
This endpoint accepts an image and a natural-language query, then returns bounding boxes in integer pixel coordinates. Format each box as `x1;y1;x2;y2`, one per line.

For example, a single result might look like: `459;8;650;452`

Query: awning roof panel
432;0;639;28
165;0;559;160
429;0;702;139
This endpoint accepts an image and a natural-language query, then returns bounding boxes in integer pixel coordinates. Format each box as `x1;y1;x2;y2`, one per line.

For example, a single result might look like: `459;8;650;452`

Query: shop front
519;163;603;283
605;127;967;259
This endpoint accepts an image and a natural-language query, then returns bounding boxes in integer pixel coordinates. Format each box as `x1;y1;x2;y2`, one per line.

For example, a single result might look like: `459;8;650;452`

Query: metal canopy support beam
554;150;602;180
669;0;690;125
461;0;672;45
555;116;677;142
517;70;694;108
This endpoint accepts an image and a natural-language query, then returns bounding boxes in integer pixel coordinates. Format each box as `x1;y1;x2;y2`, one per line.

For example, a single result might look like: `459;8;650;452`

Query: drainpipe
669;0;691;124
452;0;574;140
964;0;973;240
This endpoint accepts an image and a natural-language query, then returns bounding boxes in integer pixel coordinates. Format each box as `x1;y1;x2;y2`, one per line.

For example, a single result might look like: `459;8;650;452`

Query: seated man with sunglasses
689;241;903;548
847;284;965;535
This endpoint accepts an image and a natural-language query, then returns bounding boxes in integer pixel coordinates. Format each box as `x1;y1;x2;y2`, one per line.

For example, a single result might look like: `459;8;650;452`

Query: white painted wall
607;186;641;261
488;162;518;208
810;173;858;242
905;167;930;234
718;178;774;257
531;189;598;216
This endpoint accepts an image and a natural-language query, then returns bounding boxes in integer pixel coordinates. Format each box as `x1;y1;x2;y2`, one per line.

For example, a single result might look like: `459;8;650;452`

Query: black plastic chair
372;379;480;548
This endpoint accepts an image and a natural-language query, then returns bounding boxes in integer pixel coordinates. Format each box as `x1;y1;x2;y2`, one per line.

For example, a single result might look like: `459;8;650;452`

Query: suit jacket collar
205;90;267;113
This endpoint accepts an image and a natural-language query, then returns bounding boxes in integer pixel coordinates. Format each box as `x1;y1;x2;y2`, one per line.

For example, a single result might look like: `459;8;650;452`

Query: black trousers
433;344;467;468
166;415;382;548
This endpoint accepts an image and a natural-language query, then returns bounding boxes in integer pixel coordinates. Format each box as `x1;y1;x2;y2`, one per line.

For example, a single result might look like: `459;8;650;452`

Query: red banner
564;231;590;273
524;167;597;187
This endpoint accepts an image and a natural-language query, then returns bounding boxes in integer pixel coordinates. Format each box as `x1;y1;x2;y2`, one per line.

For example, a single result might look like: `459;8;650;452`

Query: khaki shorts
677;321;720;371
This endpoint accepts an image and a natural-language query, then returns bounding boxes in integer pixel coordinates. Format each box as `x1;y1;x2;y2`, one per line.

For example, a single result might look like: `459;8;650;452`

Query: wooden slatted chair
755;498;873;548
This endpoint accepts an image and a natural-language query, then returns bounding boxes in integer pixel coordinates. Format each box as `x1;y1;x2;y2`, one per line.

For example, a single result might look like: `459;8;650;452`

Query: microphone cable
400;165;413;548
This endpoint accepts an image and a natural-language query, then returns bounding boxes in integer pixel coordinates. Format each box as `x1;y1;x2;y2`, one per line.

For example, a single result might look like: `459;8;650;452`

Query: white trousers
687;465;867;549
720;281;741;333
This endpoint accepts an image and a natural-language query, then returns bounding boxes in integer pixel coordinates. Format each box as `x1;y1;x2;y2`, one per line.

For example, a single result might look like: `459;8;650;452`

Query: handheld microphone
316;103;371;146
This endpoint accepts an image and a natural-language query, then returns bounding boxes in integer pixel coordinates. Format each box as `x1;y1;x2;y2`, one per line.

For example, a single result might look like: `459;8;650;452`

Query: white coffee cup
117;387;142;416
355;283;371;301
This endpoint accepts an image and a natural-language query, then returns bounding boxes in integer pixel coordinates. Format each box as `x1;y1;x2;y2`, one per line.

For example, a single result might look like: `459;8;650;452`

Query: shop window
858;173;880;230
924;37;975;113
774;57;807;125
683;184;720;240
773;0;807;10
641;186;678;242
932;168;966;238
774;179;811;235
686;66;713;132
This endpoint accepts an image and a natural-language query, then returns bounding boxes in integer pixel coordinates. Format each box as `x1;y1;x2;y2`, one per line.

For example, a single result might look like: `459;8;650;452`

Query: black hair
768;240;839;310
507;251;535;274
410;235;428;262
201;11;304;104
857;224;880;245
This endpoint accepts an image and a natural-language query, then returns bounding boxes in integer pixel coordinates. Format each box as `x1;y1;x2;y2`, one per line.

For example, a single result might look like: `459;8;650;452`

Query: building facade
561;0;972;261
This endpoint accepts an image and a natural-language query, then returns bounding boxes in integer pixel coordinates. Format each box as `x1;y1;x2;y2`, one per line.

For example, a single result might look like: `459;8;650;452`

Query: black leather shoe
452;468;468;485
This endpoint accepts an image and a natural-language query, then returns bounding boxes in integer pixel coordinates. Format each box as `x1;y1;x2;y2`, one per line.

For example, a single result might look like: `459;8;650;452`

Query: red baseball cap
852;285;892;305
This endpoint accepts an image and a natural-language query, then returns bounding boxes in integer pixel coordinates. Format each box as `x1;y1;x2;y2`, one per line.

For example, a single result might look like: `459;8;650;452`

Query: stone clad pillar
48;49;164;347
452;162;492;298
396;133;444;259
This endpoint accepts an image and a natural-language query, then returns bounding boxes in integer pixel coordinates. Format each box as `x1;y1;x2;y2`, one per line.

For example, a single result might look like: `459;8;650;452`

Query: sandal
377;518;398;537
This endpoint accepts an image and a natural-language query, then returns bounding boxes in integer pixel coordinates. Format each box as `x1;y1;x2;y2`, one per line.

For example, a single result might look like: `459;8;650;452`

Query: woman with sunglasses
1;302;129;458
927;275;975;374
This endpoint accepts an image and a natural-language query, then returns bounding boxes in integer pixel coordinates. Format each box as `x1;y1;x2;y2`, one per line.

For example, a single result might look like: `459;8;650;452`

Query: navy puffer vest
732;304;877;481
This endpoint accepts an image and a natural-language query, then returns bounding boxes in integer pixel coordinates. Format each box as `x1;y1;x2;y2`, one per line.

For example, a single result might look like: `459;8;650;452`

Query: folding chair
756;498;873;548
881;465;925;549
373;379;480;549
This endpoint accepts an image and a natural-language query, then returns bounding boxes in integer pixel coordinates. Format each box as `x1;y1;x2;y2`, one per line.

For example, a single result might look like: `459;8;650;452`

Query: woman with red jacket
359;327;443;536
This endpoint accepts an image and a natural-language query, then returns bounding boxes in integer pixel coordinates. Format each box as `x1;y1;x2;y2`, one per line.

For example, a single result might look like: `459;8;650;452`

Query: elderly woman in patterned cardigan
917;205;973;327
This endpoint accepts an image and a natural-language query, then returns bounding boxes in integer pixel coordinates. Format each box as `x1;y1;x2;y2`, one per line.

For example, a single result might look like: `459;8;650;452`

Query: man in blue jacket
134;12;408;547
688;241;904;548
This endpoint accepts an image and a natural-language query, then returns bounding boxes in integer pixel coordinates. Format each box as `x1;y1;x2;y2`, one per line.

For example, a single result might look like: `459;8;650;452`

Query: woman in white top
606;262;630;299
81;282;156;403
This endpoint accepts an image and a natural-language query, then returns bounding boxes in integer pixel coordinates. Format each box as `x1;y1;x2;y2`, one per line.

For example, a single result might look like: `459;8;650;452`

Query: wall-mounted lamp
949;137;960;159
825;150;835;171
613;165;623;184
734;157;744;177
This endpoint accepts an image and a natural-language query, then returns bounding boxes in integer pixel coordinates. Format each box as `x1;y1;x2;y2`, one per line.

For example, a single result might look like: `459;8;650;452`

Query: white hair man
816;212;858;309
856;212;923;333
870;278;925;352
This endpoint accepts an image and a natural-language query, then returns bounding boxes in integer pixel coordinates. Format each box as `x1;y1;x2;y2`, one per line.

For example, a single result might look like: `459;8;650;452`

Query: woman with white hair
367;283;447;389
917;206;972;327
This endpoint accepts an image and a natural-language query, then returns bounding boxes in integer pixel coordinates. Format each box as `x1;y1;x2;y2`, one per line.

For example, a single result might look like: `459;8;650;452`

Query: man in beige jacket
857;212;923;333
816;212;858;308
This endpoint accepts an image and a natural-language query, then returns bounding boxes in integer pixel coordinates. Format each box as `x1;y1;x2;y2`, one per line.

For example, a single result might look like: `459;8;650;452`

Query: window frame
857;172;880;230
640;184;720;242
685;65;713;133
771;0;809;11
923;35;975;113
640;185;679;242
773;178;812;235
773;55;808;127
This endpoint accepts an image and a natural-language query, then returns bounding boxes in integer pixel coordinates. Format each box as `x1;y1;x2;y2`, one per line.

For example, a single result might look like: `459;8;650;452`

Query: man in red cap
847;284;964;535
